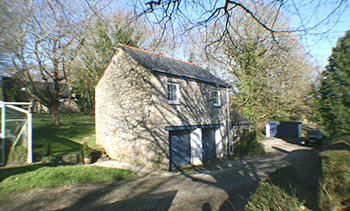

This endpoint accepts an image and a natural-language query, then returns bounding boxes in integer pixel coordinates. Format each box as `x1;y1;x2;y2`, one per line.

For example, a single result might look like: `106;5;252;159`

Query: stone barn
95;44;230;170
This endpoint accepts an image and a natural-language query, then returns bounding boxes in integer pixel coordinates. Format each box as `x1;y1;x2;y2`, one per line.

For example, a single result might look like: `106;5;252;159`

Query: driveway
0;138;318;211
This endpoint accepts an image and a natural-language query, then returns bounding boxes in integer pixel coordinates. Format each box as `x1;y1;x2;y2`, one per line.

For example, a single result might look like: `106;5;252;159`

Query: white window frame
212;90;220;107
167;83;179;104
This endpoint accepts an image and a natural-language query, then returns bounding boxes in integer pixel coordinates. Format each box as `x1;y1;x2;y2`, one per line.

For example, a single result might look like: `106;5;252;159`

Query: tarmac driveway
0;138;319;211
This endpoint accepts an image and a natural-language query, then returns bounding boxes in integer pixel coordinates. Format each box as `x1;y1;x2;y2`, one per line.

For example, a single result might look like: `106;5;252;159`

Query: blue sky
307;18;350;68
283;0;350;68
127;0;349;68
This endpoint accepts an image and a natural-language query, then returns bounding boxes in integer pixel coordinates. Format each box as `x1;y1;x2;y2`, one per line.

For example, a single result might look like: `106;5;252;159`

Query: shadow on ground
0;140;321;211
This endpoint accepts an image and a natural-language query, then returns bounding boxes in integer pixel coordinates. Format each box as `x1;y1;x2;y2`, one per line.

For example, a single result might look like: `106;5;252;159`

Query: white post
190;128;202;165
226;86;231;156
1;103;5;165
266;122;270;137
27;113;33;163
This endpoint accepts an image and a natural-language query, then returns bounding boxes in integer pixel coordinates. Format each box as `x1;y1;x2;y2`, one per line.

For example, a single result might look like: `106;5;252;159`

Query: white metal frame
0;101;32;165
212;90;221;107
167;83;180;104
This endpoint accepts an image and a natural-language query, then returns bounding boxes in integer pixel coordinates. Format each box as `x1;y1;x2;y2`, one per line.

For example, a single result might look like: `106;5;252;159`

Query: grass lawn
0;112;140;193
33;112;95;156
0;164;138;192
87;136;104;151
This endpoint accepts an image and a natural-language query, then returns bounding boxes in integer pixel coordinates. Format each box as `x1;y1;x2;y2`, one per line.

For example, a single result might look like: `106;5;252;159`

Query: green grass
246;167;313;210
246;181;307;211
87;136;104;151
246;135;350;211
322;133;350;150
318;150;350;210
268;167;319;210
0;164;45;182
0;164;138;192
0;112;138;193
32;112;95;155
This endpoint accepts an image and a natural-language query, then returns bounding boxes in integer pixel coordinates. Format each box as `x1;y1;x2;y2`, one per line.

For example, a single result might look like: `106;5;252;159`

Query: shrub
44;143;52;156
151;152;164;169
245;181;307;211
322;133;350;150
234;129;265;157
269;167;319;210
318;150;350;210
82;142;91;158
40;155;59;166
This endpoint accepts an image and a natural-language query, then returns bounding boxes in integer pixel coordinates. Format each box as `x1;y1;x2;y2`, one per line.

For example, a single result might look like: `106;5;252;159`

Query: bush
40;155;59;166
81;142;91;158
322;133;350;150
5;138;28;165
234;129;265;157
245;181;307;211
318;150;350;210
268;167;319;210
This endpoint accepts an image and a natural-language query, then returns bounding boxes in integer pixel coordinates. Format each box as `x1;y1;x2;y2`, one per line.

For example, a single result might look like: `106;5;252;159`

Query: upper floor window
213;90;220;107
168;83;179;104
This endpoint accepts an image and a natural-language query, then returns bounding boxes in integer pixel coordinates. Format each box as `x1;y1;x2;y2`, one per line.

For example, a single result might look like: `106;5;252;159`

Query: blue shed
266;121;302;138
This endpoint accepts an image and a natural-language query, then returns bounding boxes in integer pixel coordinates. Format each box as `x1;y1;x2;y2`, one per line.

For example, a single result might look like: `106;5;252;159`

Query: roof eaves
151;69;229;87
116;43;201;67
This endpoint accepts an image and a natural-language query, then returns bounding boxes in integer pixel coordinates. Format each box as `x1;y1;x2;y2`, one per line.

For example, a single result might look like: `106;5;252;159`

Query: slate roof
230;109;253;125
118;44;228;87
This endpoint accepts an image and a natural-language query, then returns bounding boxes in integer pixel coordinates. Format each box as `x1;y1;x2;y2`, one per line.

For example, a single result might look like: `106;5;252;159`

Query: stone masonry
95;47;228;170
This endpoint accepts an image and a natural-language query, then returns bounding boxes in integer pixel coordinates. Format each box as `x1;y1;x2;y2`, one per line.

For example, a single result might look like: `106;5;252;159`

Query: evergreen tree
71;20;142;109
1;76;29;102
316;29;350;136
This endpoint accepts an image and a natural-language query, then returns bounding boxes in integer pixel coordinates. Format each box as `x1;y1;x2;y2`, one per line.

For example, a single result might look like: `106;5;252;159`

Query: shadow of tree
54;174;179;211
59;190;178;211
0;164;45;182
33;126;82;155
0;146;321;211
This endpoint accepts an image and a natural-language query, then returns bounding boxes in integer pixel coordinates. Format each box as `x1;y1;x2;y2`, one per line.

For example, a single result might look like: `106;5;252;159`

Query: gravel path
0;138;319;211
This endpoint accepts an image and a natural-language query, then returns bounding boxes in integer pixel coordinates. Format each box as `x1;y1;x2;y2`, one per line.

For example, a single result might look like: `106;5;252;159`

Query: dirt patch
0;138;319;211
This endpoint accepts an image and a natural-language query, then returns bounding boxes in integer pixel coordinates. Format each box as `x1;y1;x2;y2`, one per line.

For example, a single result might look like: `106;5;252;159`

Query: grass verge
318;150;350;210
0;164;137;192
246;167;313;210
245;181;306;211
268;166;319;210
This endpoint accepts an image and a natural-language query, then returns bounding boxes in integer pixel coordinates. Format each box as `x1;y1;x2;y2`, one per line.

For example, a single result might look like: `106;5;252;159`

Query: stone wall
95;49;228;170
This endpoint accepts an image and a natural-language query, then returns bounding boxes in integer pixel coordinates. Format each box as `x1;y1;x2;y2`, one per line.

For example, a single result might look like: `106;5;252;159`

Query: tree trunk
51;104;60;126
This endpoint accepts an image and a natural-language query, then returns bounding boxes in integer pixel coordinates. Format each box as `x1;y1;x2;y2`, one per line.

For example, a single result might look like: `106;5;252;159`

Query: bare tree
181;3;318;125
0;0;25;76
2;0;94;125
138;0;349;51
70;11;150;109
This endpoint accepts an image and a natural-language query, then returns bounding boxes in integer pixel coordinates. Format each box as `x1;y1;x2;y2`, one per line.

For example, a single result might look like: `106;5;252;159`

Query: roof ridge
117;43;200;67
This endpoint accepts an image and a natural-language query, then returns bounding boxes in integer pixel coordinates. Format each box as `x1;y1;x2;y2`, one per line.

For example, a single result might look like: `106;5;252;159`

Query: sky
128;0;350;69
287;0;350;68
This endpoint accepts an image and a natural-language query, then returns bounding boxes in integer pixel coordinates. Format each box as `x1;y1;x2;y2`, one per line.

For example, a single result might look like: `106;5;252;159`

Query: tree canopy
315;29;350;136
71;17;145;109
190;3;317;125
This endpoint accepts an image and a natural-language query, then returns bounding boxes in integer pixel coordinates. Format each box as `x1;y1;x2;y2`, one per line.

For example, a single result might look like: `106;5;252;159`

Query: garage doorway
202;128;216;161
169;130;191;168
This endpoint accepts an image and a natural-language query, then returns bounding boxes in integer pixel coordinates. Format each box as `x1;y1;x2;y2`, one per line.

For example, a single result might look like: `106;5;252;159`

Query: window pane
168;84;172;100
168;84;177;101
213;91;219;105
